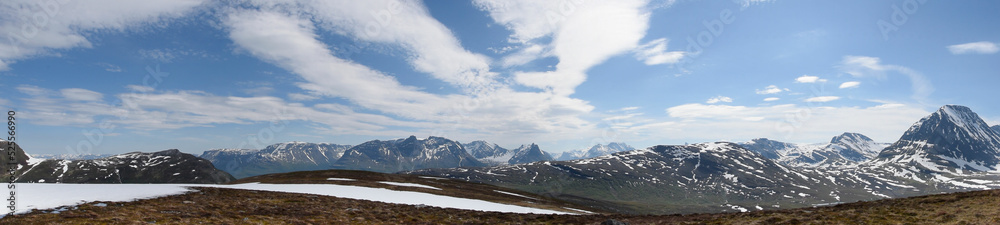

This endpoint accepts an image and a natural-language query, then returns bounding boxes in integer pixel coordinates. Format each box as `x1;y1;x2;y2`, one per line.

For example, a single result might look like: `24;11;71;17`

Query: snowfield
1;183;571;216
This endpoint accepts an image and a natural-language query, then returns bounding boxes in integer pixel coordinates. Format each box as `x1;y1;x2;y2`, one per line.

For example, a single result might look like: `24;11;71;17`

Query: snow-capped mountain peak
876;105;1000;172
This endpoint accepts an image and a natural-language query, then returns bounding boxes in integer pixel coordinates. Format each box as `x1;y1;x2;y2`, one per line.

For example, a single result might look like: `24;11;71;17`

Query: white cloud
287;93;320;101
299;0;498;94
501;44;547;67
126;85;155;92
804;96;840;102
706;96;733;104
755;85;783;95
620;106;640;111
633;38;685;65
60;88;104;101
794;75;826;83
643;103;930;143
138;48;211;63
947;41;999;55
763;97;780;102
100;63;122;72
17;85;427;132
839;81;861;89
0;0;209;70
839;55;933;102
222;7;598;147
475;0;651;95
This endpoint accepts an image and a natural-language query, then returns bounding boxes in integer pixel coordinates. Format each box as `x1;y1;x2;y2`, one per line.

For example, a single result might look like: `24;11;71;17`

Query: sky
1;0;999;156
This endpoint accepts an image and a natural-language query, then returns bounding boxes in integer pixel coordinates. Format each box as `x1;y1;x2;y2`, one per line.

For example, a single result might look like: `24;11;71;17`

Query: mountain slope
16;149;235;184
200;142;351;178
333;136;485;173
410;142;873;214
992;125;1000;135
556;142;635;161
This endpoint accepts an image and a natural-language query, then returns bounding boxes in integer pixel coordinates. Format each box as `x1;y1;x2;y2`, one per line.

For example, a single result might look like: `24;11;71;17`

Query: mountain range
556;142;636;161
200;142;351;178
13;149;234;184
740;133;890;169
463;141;556;165
408;105;1000;214
332;136;486;173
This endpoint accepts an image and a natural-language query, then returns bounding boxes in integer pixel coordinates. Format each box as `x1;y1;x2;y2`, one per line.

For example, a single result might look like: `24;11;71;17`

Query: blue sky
2;0;998;156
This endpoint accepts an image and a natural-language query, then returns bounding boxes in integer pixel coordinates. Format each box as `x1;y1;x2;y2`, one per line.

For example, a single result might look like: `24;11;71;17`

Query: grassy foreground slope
2;170;999;224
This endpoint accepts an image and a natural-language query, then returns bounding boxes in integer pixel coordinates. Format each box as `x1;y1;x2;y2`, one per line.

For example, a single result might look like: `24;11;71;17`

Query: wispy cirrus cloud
755;85;784;94
839;81;861;89
794;75;826;83
0;0;210;71
947;41;999;55
706;96;733;104
804;96;840;103
839;55;933;103
633;38;685;65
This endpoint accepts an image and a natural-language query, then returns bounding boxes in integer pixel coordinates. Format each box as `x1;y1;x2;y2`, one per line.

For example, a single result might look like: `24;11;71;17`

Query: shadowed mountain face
16;149;235;184
333;136;485;173
876;105;1000;172
992;125;1000;135
0;140;30;181
200;142;351;178
509;143;554;164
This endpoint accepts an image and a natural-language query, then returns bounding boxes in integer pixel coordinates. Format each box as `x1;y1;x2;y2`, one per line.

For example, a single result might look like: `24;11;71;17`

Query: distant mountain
463;141;554;165
463;141;514;166
402;105;1000;215
992;125;1000;135
15;149;235;184
778;133;890;169
333;136;485;173
508;143;554;164
738;133;889;169
31;154;115;160
410;142;874;214
875;105;1000;172
200;142;351;178
556;142;635;161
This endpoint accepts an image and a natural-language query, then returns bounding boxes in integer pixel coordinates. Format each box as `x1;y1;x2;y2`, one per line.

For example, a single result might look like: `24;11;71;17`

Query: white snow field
1;183;571;216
